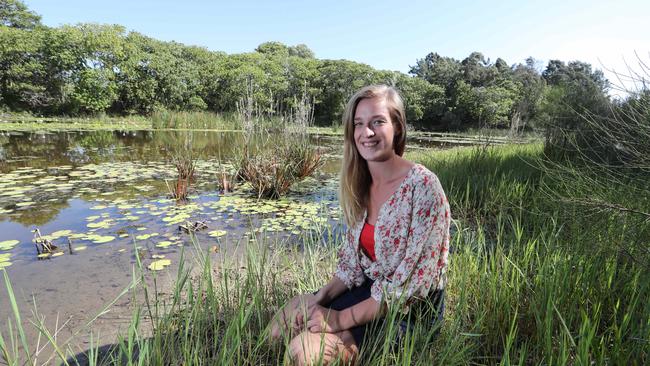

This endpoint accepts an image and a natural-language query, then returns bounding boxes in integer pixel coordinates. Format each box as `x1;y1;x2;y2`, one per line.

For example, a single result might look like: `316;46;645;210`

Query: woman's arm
306;297;384;333
314;276;349;305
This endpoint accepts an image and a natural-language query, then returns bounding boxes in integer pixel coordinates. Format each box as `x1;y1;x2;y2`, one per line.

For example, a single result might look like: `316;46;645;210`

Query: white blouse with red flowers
334;163;451;312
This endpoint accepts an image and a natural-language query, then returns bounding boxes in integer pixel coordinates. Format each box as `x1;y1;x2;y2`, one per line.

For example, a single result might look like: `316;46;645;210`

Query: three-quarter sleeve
334;226;366;289
370;174;450;312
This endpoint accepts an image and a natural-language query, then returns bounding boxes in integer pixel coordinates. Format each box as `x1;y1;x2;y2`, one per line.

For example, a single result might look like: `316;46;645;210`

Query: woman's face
353;97;397;163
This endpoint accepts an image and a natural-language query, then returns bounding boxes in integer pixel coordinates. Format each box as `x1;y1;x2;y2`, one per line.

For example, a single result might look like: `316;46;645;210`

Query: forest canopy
0;0;627;131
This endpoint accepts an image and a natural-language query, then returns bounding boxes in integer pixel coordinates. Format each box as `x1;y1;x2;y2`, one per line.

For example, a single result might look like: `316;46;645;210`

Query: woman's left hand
306;304;341;333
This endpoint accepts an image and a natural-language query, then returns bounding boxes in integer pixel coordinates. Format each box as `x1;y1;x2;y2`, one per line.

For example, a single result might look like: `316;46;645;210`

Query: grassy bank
2;143;648;365
0;111;241;132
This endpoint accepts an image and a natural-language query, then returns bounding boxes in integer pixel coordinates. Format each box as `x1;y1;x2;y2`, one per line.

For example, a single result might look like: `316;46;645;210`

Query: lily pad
148;259;171;271
208;230;227;238
92;235;115;244
50;230;72;238
51;252;64;257
0;261;12;268
156;241;173;248
0;240;19;251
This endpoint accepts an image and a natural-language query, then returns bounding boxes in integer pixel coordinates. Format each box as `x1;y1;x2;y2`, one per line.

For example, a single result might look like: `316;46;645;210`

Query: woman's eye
373;120;385;125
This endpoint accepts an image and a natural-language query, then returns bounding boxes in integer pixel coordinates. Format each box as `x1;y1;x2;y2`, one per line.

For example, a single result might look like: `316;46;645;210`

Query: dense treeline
0;0;623;131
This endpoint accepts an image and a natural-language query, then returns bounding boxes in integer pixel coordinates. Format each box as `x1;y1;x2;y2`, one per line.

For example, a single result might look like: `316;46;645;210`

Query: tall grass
150;110;242;130
2;143;648;365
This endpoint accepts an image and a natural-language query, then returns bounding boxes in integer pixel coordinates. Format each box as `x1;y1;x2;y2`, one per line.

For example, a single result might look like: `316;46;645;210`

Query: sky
24;0;650;93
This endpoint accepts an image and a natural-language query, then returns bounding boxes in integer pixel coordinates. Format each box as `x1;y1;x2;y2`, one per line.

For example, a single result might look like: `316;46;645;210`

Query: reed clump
236;136;323;199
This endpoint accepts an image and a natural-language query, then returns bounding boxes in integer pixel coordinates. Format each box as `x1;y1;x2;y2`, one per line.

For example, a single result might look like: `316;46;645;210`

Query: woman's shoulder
408;163;441;189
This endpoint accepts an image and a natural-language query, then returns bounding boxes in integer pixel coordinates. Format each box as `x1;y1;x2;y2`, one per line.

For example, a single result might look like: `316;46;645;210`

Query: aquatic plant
236;136;323;199
165;135;198;201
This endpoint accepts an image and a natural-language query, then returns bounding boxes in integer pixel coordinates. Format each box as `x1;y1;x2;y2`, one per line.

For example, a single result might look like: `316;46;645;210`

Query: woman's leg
288;330;359;366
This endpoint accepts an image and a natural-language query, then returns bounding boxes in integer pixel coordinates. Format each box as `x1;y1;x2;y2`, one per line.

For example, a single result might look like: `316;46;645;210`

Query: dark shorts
323;278;445;348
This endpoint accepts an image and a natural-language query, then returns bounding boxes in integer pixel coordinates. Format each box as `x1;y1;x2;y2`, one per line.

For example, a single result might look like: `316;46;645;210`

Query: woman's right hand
268;292;321;341
290;293;321;328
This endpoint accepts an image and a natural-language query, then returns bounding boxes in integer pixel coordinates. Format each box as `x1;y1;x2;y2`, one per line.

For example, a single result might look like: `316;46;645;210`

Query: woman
268;85;451;365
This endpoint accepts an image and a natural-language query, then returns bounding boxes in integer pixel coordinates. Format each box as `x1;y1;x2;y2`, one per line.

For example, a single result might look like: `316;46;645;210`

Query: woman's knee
288;331;357;366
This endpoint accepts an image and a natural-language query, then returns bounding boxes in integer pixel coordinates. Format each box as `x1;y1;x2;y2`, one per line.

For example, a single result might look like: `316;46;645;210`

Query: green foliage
0;1;614;134
71;68;117;114
0;0;41;29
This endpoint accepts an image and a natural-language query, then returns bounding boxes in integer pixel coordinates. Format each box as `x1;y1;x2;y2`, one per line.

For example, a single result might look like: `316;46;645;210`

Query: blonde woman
269;85;451;365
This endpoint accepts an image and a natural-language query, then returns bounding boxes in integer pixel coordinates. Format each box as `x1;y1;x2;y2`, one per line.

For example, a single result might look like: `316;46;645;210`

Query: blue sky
25;0;650;89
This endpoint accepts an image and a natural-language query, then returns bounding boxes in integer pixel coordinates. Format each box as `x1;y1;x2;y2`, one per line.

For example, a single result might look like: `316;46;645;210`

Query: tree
0;0;41;29
540;60;611;141
255;41;289;57
314;59;376;125
409;52;461;91
288;44;315;59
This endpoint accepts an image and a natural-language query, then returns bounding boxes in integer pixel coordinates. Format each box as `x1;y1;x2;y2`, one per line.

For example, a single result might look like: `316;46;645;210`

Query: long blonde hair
339;85;407;227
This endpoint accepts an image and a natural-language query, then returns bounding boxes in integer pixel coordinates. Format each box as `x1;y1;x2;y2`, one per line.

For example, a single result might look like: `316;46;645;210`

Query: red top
359;222;376;261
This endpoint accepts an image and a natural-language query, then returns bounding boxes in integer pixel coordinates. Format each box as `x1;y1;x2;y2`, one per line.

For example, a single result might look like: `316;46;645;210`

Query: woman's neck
367;154;409;185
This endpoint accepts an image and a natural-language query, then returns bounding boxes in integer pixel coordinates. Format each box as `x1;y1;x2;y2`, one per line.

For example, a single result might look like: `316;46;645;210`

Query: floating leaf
0;261;12;268
37;253;51;259
75;245;87;251
152;254;166;259
50;230;72;238
0;240;19;251
87;220;113;229
51;252;64;257
208;230;227;238
148;259;171;271
156;241;173;248
136;233;157;241
92;235;115;244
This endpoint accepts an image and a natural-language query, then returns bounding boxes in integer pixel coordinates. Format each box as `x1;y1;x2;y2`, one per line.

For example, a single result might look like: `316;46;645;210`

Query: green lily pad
0;261;12;268
50;230;72;238
92;235;115;244
156;241;173;248
136;233;157;241
148;259;171;271
208;230;227;238
0;240;20;251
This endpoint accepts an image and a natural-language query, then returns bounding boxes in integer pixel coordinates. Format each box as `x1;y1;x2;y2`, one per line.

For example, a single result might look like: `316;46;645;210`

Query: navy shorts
323;278;445;347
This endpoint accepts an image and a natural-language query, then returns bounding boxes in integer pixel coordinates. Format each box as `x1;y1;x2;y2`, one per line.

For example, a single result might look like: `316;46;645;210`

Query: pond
0;129;467;350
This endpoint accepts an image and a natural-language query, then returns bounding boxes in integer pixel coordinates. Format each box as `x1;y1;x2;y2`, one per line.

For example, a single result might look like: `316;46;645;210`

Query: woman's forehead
354;97;390;120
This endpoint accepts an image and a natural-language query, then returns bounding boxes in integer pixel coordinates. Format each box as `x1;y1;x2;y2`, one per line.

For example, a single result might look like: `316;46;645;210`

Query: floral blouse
334;163;451;312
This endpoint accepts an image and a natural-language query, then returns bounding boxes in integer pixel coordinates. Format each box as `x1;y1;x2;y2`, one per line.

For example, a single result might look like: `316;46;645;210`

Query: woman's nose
364;125;375;137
